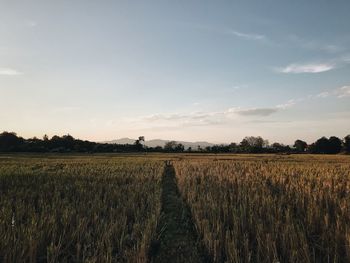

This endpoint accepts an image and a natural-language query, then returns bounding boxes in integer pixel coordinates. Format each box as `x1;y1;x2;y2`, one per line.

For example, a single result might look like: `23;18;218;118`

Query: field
1;154;349;262
0;156;163;262
175;156;350;262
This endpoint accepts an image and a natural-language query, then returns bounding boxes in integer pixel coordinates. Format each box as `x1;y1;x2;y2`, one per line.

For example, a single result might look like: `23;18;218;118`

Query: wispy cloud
342;54;350;63
315;85;350;99
335;86;350;98
276;99;297;109
288;35;342;53
235;108;278;116
130;100;295;128
192;24;268;43
228;30;266;41
0;68;22;76
276;52;350;74
277;63;335;74
317;91;330;98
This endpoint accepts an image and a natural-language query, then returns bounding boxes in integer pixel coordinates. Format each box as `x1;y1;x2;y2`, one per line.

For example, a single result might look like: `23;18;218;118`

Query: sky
1;0;350;144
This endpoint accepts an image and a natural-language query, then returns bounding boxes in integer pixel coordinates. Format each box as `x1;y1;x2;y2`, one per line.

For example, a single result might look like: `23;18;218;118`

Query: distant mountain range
102;138;215;149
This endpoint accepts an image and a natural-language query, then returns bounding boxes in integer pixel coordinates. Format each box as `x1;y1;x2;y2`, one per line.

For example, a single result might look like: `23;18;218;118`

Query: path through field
150;161;209;263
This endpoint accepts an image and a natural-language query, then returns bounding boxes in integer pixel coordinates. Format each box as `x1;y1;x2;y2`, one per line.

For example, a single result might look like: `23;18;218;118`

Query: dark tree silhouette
0;132;24;151
309;136;343;154
344;135;350;153
294;140;308;153
272;142;284;152
164;141;184;152
239;136;268;153
1;131;349;154
328;136;342;154
312;137;330;154
228;143;238;153
134;136;145;151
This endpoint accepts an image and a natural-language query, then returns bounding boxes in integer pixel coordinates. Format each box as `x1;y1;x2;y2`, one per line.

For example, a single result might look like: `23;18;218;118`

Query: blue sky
1;0;350;144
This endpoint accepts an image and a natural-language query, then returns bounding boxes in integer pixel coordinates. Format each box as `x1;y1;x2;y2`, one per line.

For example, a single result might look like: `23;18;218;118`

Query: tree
328;136;342;154
164;141;177;152
228;143;238;153
271;142;284;152
239;136;268;153
164;141;184;152
62;134;75;149
0;132;24;151
344;135;350;153
311;136;342;154
134;136;145;151
138;136;145;144
294;139;307;152
313;137;330;154
175;143;185;152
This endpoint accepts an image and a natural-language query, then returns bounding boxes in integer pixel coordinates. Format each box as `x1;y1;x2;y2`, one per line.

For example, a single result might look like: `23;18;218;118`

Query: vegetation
163;141;185;152
0;132;144;153
1;154;350;262
1;132;350;154
0;157;163;262
174;157;350;262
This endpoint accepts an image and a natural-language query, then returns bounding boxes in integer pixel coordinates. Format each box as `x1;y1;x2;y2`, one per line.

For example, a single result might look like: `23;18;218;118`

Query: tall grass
0;158;163;262
174;159;350;262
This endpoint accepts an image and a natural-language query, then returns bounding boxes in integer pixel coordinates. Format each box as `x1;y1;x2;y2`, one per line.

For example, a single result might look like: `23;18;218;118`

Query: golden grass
1;153;349;262
174;158;350;262
0;157;164;262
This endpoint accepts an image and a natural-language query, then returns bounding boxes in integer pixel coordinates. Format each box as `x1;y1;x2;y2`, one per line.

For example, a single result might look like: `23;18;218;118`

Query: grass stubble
1;154;349;263
0;157;163;262
174;158;350;262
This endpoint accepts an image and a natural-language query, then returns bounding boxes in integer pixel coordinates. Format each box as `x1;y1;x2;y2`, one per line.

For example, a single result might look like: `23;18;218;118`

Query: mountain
102;138;215;149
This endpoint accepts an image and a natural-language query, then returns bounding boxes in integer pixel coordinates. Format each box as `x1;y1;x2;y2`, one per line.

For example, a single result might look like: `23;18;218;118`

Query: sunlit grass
175;158;350;262
0;157;163;262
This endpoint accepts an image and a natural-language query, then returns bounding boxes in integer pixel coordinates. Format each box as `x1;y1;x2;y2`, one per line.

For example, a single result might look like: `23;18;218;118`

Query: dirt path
150;162;210;263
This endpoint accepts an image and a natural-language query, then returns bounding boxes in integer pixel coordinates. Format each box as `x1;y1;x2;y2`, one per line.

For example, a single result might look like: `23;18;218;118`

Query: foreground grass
175;159;350;262
1;153;349;262
0;157;163;262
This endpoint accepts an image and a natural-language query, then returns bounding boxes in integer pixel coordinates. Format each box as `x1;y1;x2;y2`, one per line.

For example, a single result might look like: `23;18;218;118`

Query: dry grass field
0;156;163;262
174;155;350;262
0;154;349;262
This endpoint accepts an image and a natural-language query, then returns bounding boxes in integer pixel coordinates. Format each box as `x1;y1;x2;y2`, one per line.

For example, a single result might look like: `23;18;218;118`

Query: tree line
0;131;350;154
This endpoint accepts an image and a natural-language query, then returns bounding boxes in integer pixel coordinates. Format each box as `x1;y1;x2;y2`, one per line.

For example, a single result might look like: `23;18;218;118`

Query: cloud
0;68;22;76
276;99;297;109
131;100;296;128
277;63;335;73
335;86;350;98
342;54;350;63
317;91;330;98
276;54;350;75
192;24;268;43
313;85;350;99
235;108;278;116
228;30;266;41
288;35;342;53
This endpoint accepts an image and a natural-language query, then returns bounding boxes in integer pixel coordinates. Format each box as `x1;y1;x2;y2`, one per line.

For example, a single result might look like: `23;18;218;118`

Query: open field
175;157;350;262
1;153;350;262
0;156;163;262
